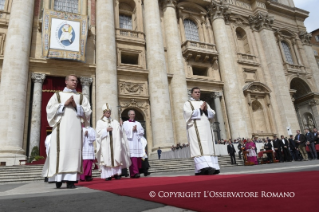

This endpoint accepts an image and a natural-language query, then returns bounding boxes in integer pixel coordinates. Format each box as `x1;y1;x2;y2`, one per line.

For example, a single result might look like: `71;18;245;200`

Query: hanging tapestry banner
42;9;88;62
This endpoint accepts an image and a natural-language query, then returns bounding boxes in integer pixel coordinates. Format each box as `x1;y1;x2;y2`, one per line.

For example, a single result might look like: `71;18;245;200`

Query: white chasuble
122;121;144;157
96;117;124;168
43;91;91;180
183;100;217;157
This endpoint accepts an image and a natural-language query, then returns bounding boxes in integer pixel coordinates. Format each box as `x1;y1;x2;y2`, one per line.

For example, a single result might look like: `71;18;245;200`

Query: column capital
80;77;93;86
211;91;223;99
208;0;230;22
162;0;177;9
298;31;312;45
31;73;46;84
248;12;274;32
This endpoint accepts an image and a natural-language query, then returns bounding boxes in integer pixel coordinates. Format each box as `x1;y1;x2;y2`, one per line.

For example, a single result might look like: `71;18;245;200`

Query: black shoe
134;174;140;178
213;170;220;175
114;175;121;180
105;177;112;181
86;176;93;181
207;167;216;175
67;184;76;189
144;172;151;176
56;182;62;188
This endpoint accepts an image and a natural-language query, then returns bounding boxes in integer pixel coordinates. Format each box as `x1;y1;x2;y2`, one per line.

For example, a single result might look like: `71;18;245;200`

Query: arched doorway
121;108;147;139
290;78;315;132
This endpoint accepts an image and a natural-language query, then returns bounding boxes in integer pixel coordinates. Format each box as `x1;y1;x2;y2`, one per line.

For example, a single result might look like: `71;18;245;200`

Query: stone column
143;0;174;151
0;0;35;165
29;73;46;156
96;0;118;120
212;92;226;140
209;1;248;139
249;12;299;134
162;1;188;145
299;31;319;92
80;77;93;101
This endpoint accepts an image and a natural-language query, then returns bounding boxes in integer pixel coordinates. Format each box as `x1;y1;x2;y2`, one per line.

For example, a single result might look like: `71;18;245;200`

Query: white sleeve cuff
191;108;201;120
100;129;108;139
76;104;84;117
207;109;215;119
56;103;65;115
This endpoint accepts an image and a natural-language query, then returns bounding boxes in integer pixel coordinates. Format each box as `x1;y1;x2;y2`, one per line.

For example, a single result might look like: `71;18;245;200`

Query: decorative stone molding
119;81;145;95
298;31;312;45
162;0;177;8
119;98;149;117
248;12;274;31
211;91;223;99
208;0;230;22
0;33;6;55
80;77;93;86
31;73;46;84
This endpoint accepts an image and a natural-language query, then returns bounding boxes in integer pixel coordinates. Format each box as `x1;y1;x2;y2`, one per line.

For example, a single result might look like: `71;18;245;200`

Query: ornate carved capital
80;77;93;87
248;12;274;32
31;73;46;84
298;31;312;45
211;91;223;99
162;0;177;9
208;0;230;22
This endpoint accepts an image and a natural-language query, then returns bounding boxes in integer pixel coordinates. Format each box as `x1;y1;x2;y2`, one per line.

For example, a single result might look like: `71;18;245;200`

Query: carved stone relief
248;12;274;31
119;81;146;96
119;98;149;117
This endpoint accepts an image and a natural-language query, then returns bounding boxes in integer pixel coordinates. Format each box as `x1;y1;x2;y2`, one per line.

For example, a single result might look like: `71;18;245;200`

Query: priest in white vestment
122;110;144;178
80;125;96;181
96;104;131;181
43;75;91;189
183;87;220;175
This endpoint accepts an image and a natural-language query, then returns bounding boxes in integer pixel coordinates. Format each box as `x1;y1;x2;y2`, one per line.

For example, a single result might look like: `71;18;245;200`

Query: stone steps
0;156;243;183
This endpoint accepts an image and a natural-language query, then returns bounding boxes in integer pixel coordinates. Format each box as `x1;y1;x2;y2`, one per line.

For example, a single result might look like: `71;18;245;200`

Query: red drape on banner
39;76;82;158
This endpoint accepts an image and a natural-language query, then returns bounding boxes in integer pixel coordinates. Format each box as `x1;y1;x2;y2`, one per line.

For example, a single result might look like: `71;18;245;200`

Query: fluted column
29;73;46;156
209;1;248;139
96;0;118;120
212;92;226;140
143;0;174;151
0;0;35;165
249;12;299;134
80;77;93;101
163;0;188;145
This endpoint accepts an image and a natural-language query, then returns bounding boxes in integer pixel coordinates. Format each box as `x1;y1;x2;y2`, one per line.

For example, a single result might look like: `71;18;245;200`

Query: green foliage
28;146;42;163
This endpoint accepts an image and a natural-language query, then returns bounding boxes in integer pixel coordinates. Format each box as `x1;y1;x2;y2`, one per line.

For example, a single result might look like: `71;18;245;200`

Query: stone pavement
0;160;318;212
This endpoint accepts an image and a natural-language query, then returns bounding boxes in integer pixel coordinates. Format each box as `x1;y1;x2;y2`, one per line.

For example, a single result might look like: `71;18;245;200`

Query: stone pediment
243;82;271;93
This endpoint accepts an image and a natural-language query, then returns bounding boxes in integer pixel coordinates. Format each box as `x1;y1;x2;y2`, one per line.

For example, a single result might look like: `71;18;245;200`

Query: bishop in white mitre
42;75;91;189
96;104;131;181
183;87;220;175
80;125;96;181
122;110;144;178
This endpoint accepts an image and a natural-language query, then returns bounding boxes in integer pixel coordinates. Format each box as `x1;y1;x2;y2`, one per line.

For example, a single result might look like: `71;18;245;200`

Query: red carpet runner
79;171;319;212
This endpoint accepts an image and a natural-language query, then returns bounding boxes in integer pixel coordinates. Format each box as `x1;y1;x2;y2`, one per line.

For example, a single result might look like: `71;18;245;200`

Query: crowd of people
225;128;318;165
171;143;189;151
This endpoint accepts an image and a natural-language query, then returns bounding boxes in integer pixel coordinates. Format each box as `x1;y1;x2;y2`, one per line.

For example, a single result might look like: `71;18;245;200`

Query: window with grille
184;19;199;42
281;41;294;64
54;0;78;14
0;0;5;11
119;15;132;30
315;35;319;42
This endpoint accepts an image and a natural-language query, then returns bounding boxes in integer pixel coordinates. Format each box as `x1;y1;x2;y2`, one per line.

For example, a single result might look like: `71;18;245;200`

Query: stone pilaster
29;73;46;156
249;12;299;134
211;92;226;140
80;77;93;101
162;0;188;145
0;0;35;165
96;0;118;121
143;0;175;151
209;1;249;139
299;31;319;92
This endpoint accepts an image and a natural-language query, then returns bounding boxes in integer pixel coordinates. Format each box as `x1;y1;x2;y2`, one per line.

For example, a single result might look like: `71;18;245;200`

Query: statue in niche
303;117;308;129
308;116;315;131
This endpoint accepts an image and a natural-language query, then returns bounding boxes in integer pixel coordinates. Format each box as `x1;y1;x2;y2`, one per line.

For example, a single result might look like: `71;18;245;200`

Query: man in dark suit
305;128;317;160
280;135;291;162
289;135;299;161
273;135;283;162
295;130;308;161
310;128;318;160
237;141;242;160
264;139;273;162
227;141;236;164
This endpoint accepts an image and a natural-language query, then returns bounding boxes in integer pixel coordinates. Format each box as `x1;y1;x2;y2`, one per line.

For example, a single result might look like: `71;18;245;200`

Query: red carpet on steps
79;171;319;212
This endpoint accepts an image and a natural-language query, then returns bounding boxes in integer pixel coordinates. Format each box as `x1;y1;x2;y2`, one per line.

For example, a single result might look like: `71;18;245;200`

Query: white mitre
102;103;112;113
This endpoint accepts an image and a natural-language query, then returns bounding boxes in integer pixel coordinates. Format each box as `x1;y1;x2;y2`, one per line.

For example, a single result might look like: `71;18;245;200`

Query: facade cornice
266;0;309;21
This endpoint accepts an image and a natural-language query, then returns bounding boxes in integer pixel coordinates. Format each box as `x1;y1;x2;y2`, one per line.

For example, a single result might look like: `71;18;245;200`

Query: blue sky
294;0;319;32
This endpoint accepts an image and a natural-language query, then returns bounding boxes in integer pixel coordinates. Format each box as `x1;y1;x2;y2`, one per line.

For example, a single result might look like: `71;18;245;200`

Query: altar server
80;125;96;181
